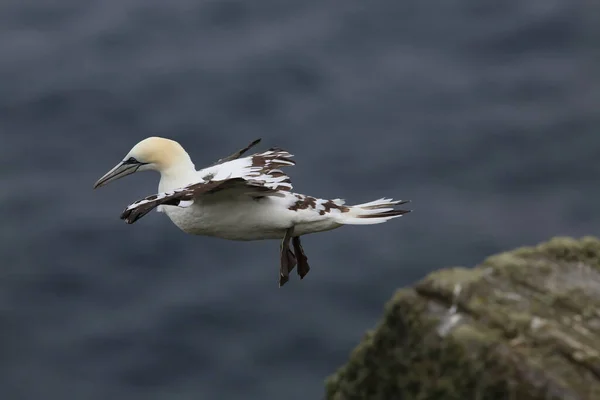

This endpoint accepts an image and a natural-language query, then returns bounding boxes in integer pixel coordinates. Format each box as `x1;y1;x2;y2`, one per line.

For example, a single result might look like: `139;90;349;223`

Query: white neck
158;158;197;192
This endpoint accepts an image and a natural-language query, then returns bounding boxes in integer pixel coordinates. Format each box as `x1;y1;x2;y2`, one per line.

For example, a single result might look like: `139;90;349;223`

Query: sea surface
0;1;596;399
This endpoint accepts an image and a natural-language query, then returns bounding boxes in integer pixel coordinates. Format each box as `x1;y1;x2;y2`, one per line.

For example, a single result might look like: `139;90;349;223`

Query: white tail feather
333;198;411;225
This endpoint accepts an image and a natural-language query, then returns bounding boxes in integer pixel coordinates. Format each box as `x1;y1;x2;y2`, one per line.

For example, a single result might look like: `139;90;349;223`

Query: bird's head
93;137;193;189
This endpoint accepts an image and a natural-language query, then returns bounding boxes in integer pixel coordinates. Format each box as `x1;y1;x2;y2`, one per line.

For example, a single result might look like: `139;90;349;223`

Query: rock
325;237;600;400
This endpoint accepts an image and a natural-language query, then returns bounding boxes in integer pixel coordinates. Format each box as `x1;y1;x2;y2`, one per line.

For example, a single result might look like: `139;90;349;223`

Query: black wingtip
244;138;261;152
119;208;137;224
122;214;139;224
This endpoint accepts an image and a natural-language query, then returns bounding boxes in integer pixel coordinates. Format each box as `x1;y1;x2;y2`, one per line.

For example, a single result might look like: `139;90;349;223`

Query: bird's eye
125;157;138;164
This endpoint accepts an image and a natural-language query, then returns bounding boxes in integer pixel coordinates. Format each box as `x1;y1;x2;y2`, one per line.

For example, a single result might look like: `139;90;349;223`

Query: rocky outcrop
326;237;600;400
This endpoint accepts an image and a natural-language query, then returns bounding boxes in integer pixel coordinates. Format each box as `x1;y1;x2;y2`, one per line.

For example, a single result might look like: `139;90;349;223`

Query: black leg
287;248;297;274
279;227;295;287
292;236;310;279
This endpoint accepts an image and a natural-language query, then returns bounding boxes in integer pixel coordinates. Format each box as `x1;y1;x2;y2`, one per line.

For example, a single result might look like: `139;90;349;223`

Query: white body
162;194;341;240
157;161;342;240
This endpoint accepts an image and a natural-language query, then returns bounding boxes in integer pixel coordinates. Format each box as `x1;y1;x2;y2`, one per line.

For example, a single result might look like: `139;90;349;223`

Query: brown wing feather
120;178;275;224
210;138;262;167
245;148;296;191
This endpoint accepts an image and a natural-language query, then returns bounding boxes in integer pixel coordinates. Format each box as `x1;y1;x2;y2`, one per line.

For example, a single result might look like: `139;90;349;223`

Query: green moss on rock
326;237;600;400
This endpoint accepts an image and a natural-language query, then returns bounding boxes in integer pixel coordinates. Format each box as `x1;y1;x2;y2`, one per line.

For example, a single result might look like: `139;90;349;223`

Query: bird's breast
161;199;294;240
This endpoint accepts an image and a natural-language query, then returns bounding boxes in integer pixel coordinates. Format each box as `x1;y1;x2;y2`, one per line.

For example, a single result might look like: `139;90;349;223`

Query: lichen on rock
325;236;600;400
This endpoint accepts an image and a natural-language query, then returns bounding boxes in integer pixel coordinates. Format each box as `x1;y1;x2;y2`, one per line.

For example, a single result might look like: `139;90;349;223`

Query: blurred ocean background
0;1;596;399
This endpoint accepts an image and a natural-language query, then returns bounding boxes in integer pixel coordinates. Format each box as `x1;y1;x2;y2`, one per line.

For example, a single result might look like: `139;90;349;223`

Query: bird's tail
333;198;412;225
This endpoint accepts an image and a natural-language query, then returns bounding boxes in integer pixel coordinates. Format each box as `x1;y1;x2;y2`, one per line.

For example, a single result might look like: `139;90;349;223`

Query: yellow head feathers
94;137;194;189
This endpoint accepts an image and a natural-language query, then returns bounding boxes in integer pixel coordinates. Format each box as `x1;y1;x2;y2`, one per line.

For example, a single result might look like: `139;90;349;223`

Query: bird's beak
93;161;140;189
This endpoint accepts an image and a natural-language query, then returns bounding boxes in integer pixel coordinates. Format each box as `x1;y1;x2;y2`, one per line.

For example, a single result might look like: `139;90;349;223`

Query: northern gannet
94;137;411;287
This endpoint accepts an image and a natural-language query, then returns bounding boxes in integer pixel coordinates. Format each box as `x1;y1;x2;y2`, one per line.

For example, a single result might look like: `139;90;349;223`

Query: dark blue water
0;1;595;399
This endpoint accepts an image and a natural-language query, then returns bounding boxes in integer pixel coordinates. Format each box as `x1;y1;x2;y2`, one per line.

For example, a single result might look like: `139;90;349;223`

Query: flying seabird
93;137;411;287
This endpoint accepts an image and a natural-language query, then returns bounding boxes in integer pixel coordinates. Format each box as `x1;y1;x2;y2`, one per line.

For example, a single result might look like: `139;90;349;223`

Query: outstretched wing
120;177;279;224
209;138;262;167
198;147;296;192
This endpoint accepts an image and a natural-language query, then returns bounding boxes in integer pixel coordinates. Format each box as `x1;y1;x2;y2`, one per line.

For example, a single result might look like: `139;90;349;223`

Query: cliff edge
325;237;600;400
